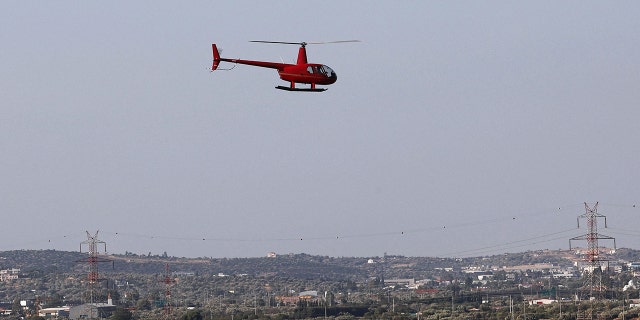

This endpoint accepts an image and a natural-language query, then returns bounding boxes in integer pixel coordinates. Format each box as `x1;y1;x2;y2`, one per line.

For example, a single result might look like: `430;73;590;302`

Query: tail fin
211;44;221;71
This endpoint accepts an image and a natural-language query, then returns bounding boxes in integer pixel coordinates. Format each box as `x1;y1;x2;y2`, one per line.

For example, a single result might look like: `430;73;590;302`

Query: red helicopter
211;40;359;92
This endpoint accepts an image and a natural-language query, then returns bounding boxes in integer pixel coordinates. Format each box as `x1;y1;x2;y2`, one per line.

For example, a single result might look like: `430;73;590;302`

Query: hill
3;248;632;280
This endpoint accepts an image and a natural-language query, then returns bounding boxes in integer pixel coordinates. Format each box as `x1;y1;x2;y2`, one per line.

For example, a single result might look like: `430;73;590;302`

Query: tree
110;308;133;320
136;298;152;311
465;277;474;287
12;298;24;317
47;293;65;307
181;309;203;320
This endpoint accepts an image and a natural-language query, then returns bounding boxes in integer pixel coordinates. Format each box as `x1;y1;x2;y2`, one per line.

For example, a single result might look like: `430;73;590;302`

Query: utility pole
324;291;327;320
509;295;514;320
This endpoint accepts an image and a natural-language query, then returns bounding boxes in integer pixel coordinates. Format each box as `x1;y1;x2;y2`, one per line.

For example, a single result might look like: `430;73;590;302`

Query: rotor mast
297;44;308;65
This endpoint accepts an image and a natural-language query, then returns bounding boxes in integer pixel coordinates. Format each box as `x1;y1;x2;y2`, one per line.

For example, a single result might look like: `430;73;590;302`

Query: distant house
629;262;640;270
0;302;12;315
529;298;556;305
68;303;116;320
39;307;70;318
0;268;19;281
477;274;494;281
502;263;555;273
299;290;318;299
275;296;300;305
384;278;416;287
628;299;640;308
552;271;577;279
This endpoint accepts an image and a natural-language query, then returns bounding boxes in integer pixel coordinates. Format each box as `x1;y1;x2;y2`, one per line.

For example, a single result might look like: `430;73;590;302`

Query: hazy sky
1;1;639;258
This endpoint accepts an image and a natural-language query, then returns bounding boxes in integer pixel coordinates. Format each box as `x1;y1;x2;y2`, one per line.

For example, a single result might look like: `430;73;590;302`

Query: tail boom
211;43;292;71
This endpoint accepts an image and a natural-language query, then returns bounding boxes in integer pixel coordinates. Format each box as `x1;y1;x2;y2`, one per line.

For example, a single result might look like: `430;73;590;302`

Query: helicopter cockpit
307;65;336;77
319;65;335;77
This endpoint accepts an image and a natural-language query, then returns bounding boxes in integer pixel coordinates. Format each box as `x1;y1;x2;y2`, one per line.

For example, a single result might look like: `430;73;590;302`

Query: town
1;247;640;320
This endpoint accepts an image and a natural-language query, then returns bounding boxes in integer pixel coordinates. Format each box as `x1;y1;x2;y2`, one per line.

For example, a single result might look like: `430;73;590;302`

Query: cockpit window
319;65;335;77
307;66;314;74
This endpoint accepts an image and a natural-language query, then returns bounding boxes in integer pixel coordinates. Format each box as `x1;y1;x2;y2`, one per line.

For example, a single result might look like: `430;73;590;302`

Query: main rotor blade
250;40;361;45
306;40;361;44
250;40;303;45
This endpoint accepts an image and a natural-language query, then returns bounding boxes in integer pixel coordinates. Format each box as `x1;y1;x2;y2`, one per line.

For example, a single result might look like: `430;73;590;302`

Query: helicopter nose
329;73;337;84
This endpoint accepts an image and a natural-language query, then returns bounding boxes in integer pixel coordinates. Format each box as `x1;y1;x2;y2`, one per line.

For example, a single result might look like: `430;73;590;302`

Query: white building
39;307;70;318
529;298;556;305
0;268;19;281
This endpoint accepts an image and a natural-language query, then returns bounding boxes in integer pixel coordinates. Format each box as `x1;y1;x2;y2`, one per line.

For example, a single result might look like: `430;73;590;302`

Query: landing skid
276;85;327;92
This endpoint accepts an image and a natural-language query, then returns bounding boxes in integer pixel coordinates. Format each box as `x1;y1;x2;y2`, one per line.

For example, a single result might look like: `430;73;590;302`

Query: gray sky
1;1;639;258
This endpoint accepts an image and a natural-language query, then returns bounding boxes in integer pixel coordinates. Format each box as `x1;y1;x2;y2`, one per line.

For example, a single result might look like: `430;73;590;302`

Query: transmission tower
160;263;176;320
77;230;112;305
569;202;616;301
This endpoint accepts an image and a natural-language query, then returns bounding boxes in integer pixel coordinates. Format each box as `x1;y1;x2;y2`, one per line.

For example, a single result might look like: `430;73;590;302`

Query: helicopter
211;40;359;92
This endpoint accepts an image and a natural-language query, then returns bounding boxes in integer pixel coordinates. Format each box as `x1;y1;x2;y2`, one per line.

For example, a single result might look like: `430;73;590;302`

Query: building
0;268;19;281
501;263;556;273
299;290;319;299
39;307;70;318
529;298;556;305
0;302;12;315
68;303;115;320
275;296;300;305
384;278;416;287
